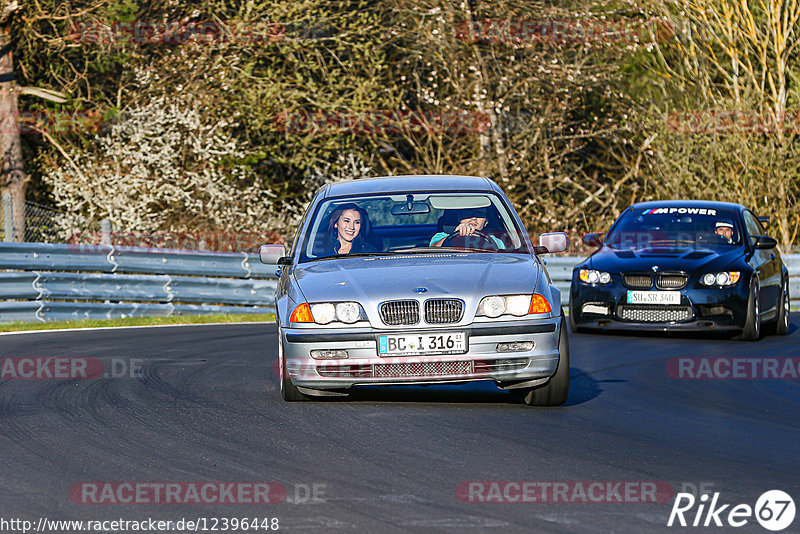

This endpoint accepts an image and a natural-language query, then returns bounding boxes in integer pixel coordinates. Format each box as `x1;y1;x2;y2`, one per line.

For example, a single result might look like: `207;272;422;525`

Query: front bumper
570;278;749;332
281;318;562;390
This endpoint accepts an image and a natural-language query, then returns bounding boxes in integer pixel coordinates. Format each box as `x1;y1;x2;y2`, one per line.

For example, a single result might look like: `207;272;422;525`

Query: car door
742;210;780;317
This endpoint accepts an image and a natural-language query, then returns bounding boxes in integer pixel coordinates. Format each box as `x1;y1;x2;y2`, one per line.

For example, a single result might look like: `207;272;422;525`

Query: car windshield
299;192;530;262
605;206;743;249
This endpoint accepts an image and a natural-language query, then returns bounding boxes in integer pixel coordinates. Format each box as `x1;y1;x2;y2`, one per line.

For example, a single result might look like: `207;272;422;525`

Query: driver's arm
430;232;448;247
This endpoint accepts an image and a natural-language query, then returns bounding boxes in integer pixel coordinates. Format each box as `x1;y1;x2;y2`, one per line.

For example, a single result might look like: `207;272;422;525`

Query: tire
774;277;790;335
517;314;570;406
278;327;309;402
739;278;762;341
568;301;584;333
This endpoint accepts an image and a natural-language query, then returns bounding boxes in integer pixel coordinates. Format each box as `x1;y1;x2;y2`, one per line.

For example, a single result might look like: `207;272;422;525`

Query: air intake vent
622;274;653;289
379;300;420;325
657;274;688;289
424;299;464;324
617;305;692;323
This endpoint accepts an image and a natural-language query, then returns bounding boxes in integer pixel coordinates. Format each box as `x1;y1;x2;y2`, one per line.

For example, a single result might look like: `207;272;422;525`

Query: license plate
378;332;467;356
626;290;681;305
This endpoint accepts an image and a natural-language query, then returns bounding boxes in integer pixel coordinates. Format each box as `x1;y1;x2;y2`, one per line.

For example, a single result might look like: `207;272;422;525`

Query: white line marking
0;321;274;337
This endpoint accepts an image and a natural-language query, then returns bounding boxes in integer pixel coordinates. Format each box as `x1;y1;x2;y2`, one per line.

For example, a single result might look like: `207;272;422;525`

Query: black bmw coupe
570;200;790;340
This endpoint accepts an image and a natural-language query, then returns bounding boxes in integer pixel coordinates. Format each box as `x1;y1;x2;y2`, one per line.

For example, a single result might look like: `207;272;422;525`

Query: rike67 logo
668;490;795;531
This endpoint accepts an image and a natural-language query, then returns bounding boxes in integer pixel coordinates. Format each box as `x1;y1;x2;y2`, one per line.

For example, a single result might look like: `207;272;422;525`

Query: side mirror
753;236;778;250
582;233;603;247
536;232;569;254
259;244;288;264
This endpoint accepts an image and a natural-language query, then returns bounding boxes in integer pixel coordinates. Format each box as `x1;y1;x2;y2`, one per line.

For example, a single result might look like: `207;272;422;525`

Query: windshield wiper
392;247;473;253
304;252;389;263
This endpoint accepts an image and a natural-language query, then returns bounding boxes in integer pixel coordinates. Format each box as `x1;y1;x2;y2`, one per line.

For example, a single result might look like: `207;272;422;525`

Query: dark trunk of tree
0;24;25;241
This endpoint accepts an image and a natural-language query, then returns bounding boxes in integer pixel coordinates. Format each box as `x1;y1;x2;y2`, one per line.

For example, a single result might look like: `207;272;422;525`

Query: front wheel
773;277;790;335
278;327;309;402
568;301;583;333
516;315;570;406
739;278;762;341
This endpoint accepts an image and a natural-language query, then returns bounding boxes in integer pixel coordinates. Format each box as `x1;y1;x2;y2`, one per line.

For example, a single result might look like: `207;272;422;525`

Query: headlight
479;296;506;318
335;302;360;324
699;272;741;287
291;302;365;324
579;269;612;285
477;294;551;317
310;303;336;324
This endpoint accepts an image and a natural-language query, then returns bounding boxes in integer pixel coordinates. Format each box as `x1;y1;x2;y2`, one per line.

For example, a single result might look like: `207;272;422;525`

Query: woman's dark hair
327;203;371;244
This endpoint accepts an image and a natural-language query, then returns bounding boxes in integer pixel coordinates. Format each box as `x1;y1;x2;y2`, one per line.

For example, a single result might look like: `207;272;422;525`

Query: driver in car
430;208;506;249
714;220;735;244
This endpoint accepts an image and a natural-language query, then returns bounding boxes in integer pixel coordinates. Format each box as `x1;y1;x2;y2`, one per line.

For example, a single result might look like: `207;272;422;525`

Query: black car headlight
699;272;741;287
579;269;612;285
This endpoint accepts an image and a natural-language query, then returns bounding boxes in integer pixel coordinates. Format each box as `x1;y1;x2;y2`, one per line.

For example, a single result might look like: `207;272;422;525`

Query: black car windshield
605;206;742;249
299;192;530;262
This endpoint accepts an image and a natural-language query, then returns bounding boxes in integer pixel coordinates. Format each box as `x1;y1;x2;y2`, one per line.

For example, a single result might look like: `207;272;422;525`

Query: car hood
588;245;743;273
293;253;540;302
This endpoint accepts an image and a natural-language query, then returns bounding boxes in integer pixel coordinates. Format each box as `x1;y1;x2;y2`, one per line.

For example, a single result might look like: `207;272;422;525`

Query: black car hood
587;245;744;273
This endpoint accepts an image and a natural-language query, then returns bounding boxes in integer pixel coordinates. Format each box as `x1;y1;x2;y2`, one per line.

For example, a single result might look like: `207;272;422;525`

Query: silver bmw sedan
260;175;570;405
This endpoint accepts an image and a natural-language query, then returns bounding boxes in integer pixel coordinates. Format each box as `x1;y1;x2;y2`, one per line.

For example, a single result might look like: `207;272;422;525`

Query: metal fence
0;241;797;324
0;242;277;324
2;195;64;243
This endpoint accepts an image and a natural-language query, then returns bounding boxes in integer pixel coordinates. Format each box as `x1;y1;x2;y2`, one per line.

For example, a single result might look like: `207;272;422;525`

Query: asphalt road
1;320;798;533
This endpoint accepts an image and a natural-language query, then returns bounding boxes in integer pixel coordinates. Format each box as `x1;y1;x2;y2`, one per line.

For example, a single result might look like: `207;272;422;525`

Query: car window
742;211;763;246
299;192;529;262
604;206;743;248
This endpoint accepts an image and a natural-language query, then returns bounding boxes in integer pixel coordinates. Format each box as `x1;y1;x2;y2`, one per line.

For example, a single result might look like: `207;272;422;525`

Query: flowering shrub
44;90;279;237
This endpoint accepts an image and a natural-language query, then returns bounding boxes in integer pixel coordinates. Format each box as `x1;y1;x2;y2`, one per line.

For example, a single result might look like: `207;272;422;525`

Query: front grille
657;274;688;289
424;299;464;324
617;305;692;323
373;361;473;378
380;300;419;325
622;274;653;289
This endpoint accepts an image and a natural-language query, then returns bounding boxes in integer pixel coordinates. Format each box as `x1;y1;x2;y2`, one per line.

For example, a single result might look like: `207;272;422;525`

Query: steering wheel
441;230;499;251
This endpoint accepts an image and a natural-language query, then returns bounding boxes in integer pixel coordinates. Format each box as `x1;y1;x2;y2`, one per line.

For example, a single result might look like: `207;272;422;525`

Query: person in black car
714;220;735;244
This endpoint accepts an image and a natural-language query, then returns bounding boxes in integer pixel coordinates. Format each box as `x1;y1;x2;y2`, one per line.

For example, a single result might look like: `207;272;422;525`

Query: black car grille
622;274;653;289
380;300;419;325
424;299;464;324
616;304;692;323
656;274;688;290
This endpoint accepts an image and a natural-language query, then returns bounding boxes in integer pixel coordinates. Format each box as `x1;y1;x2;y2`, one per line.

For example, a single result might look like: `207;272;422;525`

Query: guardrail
0;242;277;323
545;254;800;308
1;242;796;323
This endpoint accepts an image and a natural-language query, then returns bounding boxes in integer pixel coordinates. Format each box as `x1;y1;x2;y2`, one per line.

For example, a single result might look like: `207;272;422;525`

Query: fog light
497;341;534;353
310;349;349;359
582;303;610;315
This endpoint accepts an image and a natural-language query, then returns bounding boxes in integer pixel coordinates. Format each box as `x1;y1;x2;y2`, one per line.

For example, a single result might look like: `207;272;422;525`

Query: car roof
320;175;499;198
630;200;744;211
